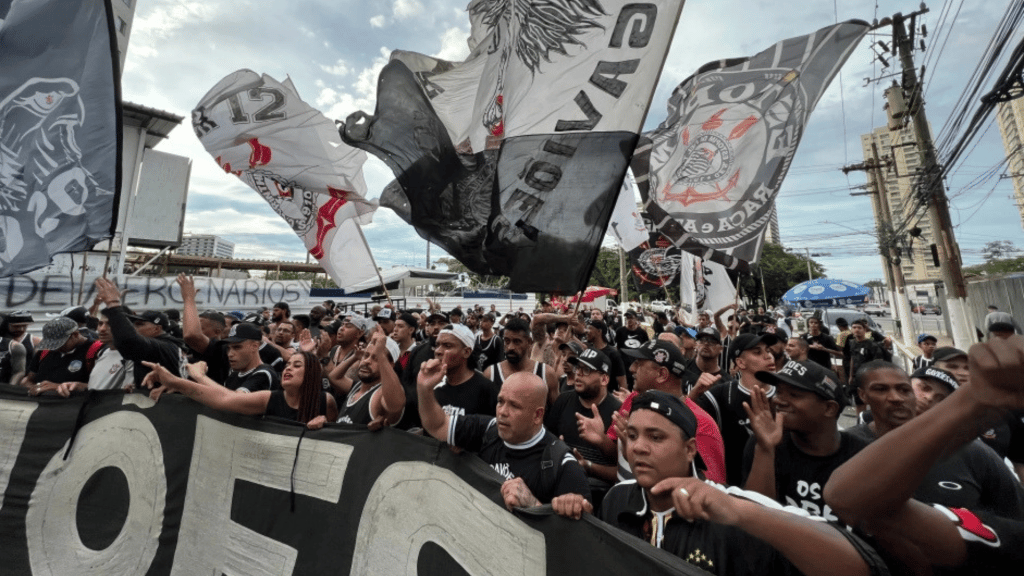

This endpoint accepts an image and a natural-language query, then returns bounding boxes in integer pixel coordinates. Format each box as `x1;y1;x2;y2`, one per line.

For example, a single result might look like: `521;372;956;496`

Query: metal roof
122;101;185;148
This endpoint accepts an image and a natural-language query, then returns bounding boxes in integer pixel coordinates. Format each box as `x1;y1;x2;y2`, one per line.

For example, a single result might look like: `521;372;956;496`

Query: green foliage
434;257;509;290
864;279;885;288
739;243;827;307
964;256;1024;276
982;240;1020;263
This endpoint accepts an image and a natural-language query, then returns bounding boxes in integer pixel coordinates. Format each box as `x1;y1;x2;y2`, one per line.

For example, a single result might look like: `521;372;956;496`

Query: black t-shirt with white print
223;363;278;393
696;377;775;487
433;371;498;418
447;414;591;504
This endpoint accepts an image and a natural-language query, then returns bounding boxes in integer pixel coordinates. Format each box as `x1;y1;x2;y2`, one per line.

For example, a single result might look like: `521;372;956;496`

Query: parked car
649;300;671;313
911;303;942;315
861;303;889;316
799;308;884;337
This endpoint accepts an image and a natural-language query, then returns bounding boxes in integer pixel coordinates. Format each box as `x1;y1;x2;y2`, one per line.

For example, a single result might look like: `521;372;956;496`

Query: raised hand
689;372;721;398
968;334;1024;410
176;273;197;302
298;329;315;352
575;404;607;446
743;384;783;451
417;358;447;390
94;276;122;307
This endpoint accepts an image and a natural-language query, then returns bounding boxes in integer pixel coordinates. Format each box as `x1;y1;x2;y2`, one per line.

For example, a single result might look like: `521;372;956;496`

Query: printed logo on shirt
981;428;997;440
624;337;643;349
491;462;513;480
784;482;839;523
948;507;1001;548
68;360;82;373
938;481;963;491
442;405;466;417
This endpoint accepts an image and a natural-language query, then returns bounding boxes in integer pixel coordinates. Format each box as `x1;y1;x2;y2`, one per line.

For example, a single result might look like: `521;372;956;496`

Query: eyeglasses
571;366;595;377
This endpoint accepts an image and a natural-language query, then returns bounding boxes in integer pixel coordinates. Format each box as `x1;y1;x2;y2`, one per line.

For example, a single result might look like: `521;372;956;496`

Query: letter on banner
25;412;164;576
171;417;351;576
0;402;38;516
352;461;546;576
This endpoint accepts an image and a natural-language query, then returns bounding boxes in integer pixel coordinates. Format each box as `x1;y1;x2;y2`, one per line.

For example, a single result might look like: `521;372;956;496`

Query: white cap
383;337;401;363
439;324;475;348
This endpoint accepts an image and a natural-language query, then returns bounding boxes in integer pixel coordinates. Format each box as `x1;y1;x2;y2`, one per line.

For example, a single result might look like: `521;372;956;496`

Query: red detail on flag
661;169;740;207
309;187;351;260
682;127;690;146
729;115;759;140
215;156;241;177
702;109;726;131
950;508;999;543
489;95;505;137
248;138;272;167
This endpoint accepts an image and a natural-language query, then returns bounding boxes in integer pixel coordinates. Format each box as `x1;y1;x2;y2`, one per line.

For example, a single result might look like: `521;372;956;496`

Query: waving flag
0;0;121;277
342;0;686;293
607;170;647;251
193;71;378;289
629;229;682;293
632;20;869;270
678;253;737;324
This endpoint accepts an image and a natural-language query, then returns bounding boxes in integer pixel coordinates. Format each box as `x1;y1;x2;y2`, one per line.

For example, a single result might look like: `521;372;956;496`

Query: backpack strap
540;435;573;498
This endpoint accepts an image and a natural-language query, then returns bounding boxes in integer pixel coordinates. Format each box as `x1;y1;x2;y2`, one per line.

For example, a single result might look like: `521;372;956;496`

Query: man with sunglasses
545;347;622;500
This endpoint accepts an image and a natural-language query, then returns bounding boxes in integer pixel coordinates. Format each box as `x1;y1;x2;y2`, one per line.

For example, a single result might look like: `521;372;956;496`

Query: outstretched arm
142;361;269;416
177;274;210;354
367;327;405;425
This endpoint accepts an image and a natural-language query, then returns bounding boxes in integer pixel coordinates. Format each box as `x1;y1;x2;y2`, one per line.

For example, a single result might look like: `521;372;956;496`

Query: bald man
418;360;591;509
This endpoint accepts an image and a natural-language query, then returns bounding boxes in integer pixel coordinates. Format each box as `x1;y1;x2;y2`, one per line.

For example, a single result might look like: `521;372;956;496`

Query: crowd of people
2;279;1023;575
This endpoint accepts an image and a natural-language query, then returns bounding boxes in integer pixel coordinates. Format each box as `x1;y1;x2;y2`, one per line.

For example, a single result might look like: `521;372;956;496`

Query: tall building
178;235;235;259
111;0;137;72
763;206;782;246
995;83;1024;231
861;125;942;285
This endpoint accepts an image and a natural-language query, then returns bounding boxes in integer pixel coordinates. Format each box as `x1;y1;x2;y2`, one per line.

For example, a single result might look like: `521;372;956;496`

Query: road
872;312;947;338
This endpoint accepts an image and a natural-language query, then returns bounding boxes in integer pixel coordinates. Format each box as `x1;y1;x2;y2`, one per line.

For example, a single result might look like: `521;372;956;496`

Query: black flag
0;0;122;277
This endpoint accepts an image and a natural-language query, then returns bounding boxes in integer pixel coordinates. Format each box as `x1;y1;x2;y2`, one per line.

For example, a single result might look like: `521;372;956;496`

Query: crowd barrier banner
1;275;312;316
0;388;702;576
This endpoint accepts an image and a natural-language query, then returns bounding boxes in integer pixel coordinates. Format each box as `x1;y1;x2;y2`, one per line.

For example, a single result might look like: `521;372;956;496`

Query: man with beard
485;318;559;406
682;328;725;398
544;347;622;499
373;307;396;336
327;314;374;396
327;329;404;427
696;332;779;486
583;319;626;394
269;302;290;333
418;361;591;509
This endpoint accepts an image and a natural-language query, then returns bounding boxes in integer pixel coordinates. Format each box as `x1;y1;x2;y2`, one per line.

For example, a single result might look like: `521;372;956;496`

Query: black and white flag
342;0;686;293
0;0;121;277
632;20;869;270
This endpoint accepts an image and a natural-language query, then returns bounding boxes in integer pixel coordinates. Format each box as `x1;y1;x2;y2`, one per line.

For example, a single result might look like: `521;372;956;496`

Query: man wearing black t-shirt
551;391;883;576
22;317;100;395
696;332;778;486
615;311;648;382
801;317;840;371
432;323;498;419
743;359;866;521
545;347;622;498
418;359;591;508
583;319;626;394
221;323;279;393
682;328;724;397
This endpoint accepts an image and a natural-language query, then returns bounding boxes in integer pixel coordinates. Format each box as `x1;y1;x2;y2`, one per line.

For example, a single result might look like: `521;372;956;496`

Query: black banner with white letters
0;388;701;576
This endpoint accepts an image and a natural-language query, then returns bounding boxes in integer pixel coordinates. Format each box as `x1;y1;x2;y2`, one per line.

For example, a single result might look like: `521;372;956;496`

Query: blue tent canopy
782;278;870;308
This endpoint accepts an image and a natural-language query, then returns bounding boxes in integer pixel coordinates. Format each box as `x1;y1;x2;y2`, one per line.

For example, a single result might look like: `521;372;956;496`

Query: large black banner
0;387;703;576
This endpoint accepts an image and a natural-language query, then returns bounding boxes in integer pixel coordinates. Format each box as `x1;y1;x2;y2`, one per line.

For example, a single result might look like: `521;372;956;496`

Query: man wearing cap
60;305;99;340
742;359;866;521
552;390;885;576
94;277;185;386
682;328;725;398
615;310;649;389
0;311;34;385
554;339;585;394
695;332;779;486
431;323;498;419
418;359;591;509
218;323;280;393
373;307;396;336
399;309;447;402
391;312;419;379
843;361;1024;518
56;307;135;396
912;334;937;371
485;318;560;406
20;317;102;395
329;328;404;427
583;319;626;393
911;365;959;414
327;314;375;393
474;313;503;371
845;320;885;414
673;327;698;360
545;347;622;497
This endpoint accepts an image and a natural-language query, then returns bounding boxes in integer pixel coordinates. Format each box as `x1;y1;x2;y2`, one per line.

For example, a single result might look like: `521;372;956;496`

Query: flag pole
354;223;393;308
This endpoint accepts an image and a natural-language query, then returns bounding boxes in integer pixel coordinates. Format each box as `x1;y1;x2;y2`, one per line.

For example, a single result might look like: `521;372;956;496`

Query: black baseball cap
568;347;611;374
630;390;697;438
729;332;779;362
223;322;263;343
624;310;637;319
756;359;847;408
397;312;418;328
932;347;967;363
558;340;586;356
696;327;721;343
125;310;169;328
911;365;959;393
622;339;687;378
587;319;608;333
426;310;448;323
60;306;89;324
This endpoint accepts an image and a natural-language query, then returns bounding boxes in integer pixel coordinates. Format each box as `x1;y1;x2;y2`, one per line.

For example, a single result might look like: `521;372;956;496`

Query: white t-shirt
88;347;133;391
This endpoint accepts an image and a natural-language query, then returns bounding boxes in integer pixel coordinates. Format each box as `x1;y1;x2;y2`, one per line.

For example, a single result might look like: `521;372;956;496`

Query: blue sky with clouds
119;0;1024;284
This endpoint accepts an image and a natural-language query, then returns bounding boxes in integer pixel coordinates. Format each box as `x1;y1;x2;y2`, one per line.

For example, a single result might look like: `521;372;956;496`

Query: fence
938;273;1024;341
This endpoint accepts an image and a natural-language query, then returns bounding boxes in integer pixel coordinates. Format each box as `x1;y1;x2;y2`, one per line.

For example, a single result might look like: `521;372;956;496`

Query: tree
964;256;1024;276
739;243;826;307
434;257;508;290
982;240;1019;263
586;248;621;291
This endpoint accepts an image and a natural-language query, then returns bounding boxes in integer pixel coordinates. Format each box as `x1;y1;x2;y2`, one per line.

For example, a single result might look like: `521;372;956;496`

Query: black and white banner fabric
0;388;705;576
342;0;686;293
632;20;868;270
0;0;122;278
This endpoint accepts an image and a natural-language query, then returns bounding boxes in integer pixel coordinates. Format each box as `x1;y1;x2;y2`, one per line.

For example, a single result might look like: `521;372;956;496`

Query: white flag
679;253;736;325
606;170;647;251
193;70;378;289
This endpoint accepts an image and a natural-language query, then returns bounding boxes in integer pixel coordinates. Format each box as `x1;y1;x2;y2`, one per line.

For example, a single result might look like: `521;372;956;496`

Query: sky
116;0;1024;285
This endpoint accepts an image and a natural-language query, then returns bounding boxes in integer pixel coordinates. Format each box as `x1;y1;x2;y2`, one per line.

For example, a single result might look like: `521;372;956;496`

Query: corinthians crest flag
341;0;686;293
629;229;682;293
632;20;869;270
194;71;379;290
0;0;122;277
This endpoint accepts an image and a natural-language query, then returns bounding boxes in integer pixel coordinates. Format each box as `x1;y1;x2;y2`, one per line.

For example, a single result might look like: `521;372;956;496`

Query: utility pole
891;9;973;348
618;246;629;307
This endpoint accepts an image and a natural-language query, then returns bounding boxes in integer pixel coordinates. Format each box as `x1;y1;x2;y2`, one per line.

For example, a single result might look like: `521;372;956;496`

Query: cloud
319;59;350;76
393;0;424;20
370;14;386;28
